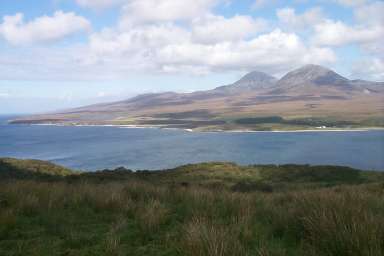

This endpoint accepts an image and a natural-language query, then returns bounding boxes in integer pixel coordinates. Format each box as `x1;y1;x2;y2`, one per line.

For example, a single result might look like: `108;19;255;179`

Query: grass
0;158;73;178
0;158;384;255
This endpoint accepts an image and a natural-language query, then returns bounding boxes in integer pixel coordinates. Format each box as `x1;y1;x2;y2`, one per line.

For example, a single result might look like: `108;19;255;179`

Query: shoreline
22;122;384;133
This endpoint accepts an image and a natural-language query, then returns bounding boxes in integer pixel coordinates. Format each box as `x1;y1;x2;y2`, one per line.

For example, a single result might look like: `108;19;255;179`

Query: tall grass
182;216;247;256
0;180;383;255
298;190;384;256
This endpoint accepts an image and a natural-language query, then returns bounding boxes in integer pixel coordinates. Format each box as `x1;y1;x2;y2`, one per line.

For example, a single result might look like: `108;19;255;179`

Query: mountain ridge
10;64;384;131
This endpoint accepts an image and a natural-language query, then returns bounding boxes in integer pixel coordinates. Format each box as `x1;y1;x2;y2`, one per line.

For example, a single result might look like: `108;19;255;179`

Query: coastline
24;122;384;133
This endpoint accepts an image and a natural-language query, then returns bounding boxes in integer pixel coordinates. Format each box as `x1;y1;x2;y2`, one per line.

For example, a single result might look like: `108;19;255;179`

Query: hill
10;64;384;131
1;158;384;255
0;157;74;179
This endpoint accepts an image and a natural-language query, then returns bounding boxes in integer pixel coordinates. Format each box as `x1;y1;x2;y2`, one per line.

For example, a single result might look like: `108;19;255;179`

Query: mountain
278;64;349;87
213;71;277;93
10;64;384;131
272;64;384;96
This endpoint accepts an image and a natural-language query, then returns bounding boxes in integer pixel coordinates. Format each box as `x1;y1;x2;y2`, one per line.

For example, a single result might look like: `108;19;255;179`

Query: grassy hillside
1;158;384;255
0;158;74;179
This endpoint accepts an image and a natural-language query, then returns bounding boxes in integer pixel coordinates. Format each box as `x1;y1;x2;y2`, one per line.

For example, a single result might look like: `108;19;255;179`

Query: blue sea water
0;115;383;171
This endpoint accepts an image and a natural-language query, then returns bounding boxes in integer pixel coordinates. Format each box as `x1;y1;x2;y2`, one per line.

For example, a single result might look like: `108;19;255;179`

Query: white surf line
29;123;384;133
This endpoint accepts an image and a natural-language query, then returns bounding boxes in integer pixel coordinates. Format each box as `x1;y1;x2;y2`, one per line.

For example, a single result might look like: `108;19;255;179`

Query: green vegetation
0;158;73;179
1;158;384;255
187;115;384;131
233;116;359;129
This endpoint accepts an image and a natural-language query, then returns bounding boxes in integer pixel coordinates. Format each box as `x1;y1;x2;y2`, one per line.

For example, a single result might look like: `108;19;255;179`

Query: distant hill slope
10;64;384;131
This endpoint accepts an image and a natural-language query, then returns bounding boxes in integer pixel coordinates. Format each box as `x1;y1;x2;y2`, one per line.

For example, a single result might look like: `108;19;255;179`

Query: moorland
10;64;384;131
1;157;383;255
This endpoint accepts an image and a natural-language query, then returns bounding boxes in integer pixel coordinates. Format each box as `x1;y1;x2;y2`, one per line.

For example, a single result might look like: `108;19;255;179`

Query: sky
0;0;383;114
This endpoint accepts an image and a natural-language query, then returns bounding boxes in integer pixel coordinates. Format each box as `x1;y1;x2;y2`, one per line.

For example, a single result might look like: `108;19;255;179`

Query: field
1;159;384;255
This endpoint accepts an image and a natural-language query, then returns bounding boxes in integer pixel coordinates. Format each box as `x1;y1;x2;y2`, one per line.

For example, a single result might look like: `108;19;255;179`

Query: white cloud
0;11;90;45
0;24;336;80
160;30;335;73
277;7;325;29
89;23;190;57
120;0;217;25
5;0;384;81
312;20;384;46
354;1;384;25
83;2;335;76
352;58;384;81
88;27;336;75
191;14;267;44
311;1;384;81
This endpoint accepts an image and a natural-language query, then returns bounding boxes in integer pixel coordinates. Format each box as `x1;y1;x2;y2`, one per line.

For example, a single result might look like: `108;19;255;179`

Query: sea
0;115;383;171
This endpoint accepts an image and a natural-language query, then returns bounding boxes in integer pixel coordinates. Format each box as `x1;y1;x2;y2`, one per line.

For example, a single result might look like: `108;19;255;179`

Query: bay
0;115;383;171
